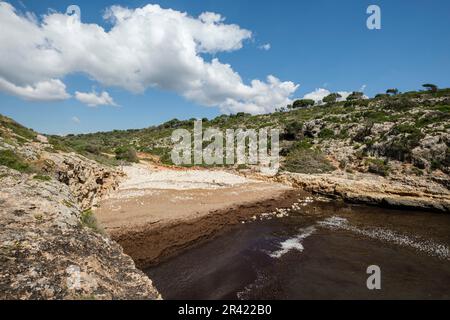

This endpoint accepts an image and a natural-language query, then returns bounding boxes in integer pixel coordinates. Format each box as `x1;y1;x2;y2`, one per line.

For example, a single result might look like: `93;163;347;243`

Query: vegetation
386;88;399;95
33;174;52;182
115;146;139;163
423;83;438;92
323;93;342;104
0;149;30;172
80;209;104;234
346;91;364;101
291;99;315;109
0;114;36;141
2;84;449;176
365;158;390;177
283;148;335;174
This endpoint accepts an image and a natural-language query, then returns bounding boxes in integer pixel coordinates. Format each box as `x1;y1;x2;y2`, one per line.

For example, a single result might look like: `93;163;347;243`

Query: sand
95;163;296;267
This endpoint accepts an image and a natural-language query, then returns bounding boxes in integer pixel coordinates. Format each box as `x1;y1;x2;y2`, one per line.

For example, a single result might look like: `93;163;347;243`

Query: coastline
103;189;303;268
95;163;301;267
95;164;450;269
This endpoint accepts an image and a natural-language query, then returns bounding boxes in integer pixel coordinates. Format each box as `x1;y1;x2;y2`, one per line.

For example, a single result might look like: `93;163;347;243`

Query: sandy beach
95;163;297;267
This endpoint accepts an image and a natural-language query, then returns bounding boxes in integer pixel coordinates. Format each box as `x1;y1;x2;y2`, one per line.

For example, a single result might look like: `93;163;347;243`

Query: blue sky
0;0;449;134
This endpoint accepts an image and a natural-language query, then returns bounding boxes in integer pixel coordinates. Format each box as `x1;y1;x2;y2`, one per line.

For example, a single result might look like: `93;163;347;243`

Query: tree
346;91;364;101
375;93;389;99
292;99;315;109
422;83;438;92
323;93;342;104
386;88;399;95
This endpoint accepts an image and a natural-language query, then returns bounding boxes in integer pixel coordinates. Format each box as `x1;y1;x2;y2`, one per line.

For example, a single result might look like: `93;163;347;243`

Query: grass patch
0;149;30;172
0;114;36;140
33;174;52;181
80;209;104;234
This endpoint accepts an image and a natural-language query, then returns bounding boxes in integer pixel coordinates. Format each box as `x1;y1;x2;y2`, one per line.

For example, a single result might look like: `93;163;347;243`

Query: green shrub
282;121;303;140
115;146;139;163
84;144;102;155
430;148;450;172
365;158;390;177
291;99;315;109
0;150;30;172
318;128;334;139
382;98;418;111
283;148;335;174
80;210;104;234
353;123;373;143
383;126;424;162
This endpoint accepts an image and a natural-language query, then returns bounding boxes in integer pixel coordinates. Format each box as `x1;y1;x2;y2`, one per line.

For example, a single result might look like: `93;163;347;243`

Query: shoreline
95;163;303;268
107;189;305;268
96;164;450;269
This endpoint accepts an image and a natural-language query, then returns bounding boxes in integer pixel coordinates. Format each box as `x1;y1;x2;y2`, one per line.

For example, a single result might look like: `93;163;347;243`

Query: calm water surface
146;199;450;300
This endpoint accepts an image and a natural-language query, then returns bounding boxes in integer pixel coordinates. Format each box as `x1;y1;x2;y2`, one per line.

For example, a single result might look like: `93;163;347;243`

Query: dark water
145;199;450;300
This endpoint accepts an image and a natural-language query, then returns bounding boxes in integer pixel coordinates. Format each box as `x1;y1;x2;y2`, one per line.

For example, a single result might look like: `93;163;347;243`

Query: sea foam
269;226;316;258
319;216;450;260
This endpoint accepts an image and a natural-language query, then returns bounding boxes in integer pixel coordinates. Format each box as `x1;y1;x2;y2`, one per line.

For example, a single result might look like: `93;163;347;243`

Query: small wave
269;226;316;259
319;216;450;260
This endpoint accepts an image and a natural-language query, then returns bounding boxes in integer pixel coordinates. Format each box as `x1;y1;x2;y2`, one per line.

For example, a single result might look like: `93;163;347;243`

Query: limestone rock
0;166;160;300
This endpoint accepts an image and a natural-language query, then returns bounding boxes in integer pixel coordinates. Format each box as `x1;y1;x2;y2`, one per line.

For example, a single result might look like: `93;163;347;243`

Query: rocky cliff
0;119;160;299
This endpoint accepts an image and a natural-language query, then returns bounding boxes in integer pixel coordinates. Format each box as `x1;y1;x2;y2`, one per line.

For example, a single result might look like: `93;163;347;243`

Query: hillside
47;89;450;178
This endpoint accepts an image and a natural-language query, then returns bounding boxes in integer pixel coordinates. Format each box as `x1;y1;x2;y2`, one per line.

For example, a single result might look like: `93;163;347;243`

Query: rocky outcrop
0;126;160;300
273;172;450;212
41;152;124;210
0;166;160;300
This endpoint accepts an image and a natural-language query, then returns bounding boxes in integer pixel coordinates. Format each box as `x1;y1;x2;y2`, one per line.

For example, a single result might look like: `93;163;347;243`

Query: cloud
336;91;352;101
0;2;298;113
360;84;367;92
302;88;352;104
258;43;271;51
0;77;70;101
303;88;330;103
75;90;117;107
71;116;80;123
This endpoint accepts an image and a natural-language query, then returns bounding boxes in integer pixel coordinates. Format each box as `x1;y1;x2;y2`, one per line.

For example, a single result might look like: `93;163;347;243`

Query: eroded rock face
274;172;450;212
0;166;160;300
42;152;124;210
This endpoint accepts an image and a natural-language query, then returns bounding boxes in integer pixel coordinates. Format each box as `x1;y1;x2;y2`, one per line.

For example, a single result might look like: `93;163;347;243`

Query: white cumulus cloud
0;2;298;113
303;88;330;104
302;88;352;104
0;77;70;101
75;90;117;107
